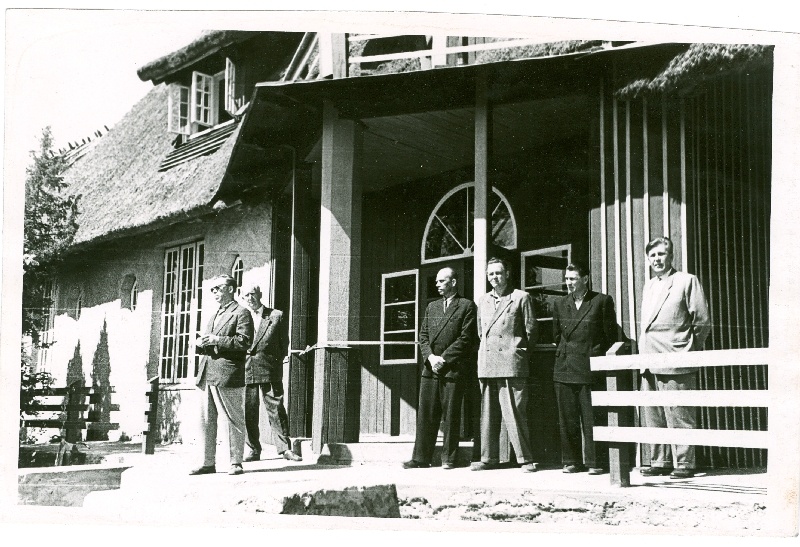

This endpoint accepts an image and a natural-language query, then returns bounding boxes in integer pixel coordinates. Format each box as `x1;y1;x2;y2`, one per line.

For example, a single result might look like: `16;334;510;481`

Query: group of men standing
187;236;710;478
405;236;710;479
189;275;301;476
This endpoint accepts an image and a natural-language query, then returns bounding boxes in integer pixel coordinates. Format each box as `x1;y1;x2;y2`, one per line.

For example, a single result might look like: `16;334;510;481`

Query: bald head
435;267;457;299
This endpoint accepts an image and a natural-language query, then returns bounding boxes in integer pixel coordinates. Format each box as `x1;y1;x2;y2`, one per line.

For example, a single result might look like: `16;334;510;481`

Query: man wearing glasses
190;275;253;476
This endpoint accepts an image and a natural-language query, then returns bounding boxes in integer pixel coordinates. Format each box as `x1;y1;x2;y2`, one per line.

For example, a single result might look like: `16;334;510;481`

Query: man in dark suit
472;257;538;472
191;275;253;476
552;262;618;475
241;284;302;463
403;267;478;470
639;236;710;479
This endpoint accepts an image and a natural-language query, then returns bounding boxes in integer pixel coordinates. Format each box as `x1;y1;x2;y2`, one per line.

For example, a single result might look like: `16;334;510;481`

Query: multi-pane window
421;183;517;264
160;241;205;383
191;71;215;128
521;245;571;346
380;270;419;364
167;85;190;135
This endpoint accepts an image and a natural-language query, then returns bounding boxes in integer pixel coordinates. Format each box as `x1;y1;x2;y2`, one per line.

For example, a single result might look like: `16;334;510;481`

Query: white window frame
159;241;205;384
36;279;57;371
190;71;216;128
225;58;245;115
130;279;139;311
231;255;244;297
420;182;518;265
380;269;419;365
521;244;572;347
167;84;190;135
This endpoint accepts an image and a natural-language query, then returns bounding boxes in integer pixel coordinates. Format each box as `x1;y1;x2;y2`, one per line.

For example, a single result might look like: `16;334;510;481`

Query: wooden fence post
142;376;160;455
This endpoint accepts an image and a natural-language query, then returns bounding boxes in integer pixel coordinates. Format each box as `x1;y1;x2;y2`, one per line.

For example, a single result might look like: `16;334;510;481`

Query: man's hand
428;354;446;373
197;334;219;347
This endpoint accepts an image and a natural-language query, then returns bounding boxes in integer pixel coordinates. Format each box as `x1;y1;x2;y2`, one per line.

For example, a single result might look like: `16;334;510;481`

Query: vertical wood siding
593;70;771;469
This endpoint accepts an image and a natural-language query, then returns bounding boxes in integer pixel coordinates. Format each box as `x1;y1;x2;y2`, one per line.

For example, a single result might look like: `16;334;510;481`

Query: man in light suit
403;267;478;470
552;262;618;475
191;274;253;476
639;237;710;479
472;257;538;472
241;284;302;463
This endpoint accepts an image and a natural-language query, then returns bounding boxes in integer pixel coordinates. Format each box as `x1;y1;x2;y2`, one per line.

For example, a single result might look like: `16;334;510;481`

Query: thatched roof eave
138;30;259;83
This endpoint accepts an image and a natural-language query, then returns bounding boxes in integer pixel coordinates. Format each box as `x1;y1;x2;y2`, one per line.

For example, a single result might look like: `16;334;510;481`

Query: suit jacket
195;300;253;388
245;307;287;385
639;268;711;374
477;288;538;378
418;295;478;380
552;291;618;384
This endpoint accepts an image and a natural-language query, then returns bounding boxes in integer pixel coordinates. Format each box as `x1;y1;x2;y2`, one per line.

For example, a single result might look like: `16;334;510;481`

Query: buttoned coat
195;301;253;388
245;307;287;385
419;295;478;380
477;288;538;378
639;269;711;374
552;291;618;384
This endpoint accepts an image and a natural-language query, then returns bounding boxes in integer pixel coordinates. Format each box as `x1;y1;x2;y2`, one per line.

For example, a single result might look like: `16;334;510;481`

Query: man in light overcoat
191;274;253;476
472;257;538;472
639;236;710;479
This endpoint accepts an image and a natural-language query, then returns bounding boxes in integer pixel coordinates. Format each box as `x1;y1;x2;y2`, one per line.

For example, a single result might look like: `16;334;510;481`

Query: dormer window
167;58;245;137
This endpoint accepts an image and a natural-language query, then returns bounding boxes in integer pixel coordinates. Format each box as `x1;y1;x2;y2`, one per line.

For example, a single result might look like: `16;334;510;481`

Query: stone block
281;484;401;518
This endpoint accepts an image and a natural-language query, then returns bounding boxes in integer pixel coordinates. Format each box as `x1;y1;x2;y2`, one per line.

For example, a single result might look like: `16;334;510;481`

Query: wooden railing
590;347;769;486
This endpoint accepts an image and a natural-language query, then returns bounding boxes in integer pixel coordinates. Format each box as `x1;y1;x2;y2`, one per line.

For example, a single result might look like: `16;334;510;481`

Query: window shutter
167;84;190;135
190;71;214;127
225;58;246;115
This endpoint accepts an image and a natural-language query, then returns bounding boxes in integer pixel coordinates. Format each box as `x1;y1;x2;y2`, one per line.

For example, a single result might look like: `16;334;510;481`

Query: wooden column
287;164;317;438
312;100;363;453
473;70;491;299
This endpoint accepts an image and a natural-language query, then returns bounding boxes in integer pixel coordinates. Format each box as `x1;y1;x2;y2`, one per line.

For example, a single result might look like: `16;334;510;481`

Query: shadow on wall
64;342;85;443
87;320;112;441
158;390;183;444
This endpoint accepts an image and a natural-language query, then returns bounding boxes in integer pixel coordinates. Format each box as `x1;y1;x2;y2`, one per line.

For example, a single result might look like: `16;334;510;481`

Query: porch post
473;70;491;298
287;164;316;439
312;100;363;453
767;43;800;537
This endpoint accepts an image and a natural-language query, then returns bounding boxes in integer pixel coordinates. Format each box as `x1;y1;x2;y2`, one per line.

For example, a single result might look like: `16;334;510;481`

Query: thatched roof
616;43;773;99
63;84;239;247
137;30;259;83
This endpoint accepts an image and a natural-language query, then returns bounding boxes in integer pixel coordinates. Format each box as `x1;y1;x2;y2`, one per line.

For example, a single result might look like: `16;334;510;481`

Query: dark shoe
562;464;587;474
282;450;302;462
189;465;215;476
470;461;499;471
640;466;673;477
402;460;430;469
229;464;244;476
243;452;260;462
521;462;538;473
441;462;456;470
588;467;606;475
670;468;695;479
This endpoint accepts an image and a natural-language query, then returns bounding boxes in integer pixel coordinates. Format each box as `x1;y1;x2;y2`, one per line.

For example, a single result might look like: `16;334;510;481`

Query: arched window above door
421;183;517;264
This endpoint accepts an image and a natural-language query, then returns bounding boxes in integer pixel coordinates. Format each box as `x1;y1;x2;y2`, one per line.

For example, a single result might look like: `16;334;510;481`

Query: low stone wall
18;465;130;506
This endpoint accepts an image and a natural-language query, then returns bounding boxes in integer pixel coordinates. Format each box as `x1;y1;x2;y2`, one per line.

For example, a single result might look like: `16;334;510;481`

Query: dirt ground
398;490;767;531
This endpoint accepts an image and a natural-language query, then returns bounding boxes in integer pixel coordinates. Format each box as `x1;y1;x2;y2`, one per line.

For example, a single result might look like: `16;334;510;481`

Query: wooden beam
592;389;770;408
593;426;769;449
591;347;769;371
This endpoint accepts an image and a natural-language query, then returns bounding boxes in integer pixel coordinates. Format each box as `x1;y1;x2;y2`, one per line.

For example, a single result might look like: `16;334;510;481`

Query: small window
521;245;571;346
191;71;215;127
225;58;245;115
380;270;419;364
231;256;244;296
120;274;138;311
168;84;190;135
